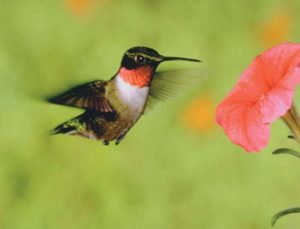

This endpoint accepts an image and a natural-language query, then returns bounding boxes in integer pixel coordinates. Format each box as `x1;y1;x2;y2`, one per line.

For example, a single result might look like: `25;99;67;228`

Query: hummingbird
48;46;201;145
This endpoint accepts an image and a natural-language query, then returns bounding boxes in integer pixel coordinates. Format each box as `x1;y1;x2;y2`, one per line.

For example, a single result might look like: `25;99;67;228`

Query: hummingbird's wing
47;80;113;112
148;69;204;107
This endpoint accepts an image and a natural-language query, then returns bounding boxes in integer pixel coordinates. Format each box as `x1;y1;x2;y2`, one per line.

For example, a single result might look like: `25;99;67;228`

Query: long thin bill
162;56;201;62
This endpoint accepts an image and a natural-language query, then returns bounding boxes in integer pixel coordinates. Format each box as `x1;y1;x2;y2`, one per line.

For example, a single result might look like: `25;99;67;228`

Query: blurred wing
148;68;204;107
47;80;113;112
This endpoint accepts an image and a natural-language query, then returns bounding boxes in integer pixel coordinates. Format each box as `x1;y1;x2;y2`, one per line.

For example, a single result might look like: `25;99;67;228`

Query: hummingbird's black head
121;46;201;70
121;47;163;70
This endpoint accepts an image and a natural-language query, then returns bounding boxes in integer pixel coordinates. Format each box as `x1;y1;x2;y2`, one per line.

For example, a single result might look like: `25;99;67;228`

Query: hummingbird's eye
135;55;147;64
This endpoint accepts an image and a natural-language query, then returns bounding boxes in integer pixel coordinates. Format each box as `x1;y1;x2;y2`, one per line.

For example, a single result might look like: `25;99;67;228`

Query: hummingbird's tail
50;110;111;140
50;115;85;136
50;123;76;135
50;111;119;144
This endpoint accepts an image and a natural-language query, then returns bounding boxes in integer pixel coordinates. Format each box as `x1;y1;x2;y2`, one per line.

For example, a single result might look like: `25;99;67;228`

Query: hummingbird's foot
288;135;295;139
103;140;110;145
115;135;125;145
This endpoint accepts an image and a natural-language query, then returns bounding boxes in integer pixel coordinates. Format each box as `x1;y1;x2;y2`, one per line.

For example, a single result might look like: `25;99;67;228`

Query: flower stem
281;104;300;144
271;207;300;226
272;148;300;159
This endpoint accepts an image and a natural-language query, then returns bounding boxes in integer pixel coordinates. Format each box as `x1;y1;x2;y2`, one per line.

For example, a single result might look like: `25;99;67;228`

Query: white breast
115;75;149;112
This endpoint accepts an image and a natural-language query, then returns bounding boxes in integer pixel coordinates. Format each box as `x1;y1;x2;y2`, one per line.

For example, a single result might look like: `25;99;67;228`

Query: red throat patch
119;67;154;87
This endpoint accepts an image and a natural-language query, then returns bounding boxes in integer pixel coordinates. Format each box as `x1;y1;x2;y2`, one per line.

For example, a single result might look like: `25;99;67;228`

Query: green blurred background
1;0;300;228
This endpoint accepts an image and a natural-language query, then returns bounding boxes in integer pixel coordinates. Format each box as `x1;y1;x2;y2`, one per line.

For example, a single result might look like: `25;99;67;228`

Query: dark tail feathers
50;122;77;135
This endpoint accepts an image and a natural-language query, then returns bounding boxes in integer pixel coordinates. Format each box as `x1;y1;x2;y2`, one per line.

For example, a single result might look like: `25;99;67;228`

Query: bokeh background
1;0;300;228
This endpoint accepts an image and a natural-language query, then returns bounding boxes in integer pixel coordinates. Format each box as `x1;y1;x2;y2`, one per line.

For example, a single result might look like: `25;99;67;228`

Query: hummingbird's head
121;47;163;70
121;46;200;69
119;46;200;87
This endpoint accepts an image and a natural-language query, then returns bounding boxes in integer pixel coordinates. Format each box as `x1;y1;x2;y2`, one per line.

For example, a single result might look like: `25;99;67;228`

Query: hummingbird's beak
161;56;201;63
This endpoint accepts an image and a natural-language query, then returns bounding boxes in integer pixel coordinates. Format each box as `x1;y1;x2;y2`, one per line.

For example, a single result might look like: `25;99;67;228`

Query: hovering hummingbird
48;46;201;145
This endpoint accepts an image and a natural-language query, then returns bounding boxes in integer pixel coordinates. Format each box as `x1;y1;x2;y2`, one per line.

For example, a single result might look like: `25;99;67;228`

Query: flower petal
258;43;300;86
217;102;269;152
260;67;300;123
216;43;300;152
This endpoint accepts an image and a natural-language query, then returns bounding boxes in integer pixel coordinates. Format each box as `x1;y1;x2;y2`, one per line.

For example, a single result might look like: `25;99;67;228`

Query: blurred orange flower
181;95;215;133
258;10;293;47
65;0;95;17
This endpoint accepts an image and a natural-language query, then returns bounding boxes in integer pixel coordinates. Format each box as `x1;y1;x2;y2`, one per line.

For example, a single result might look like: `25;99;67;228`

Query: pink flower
216;43;300;152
